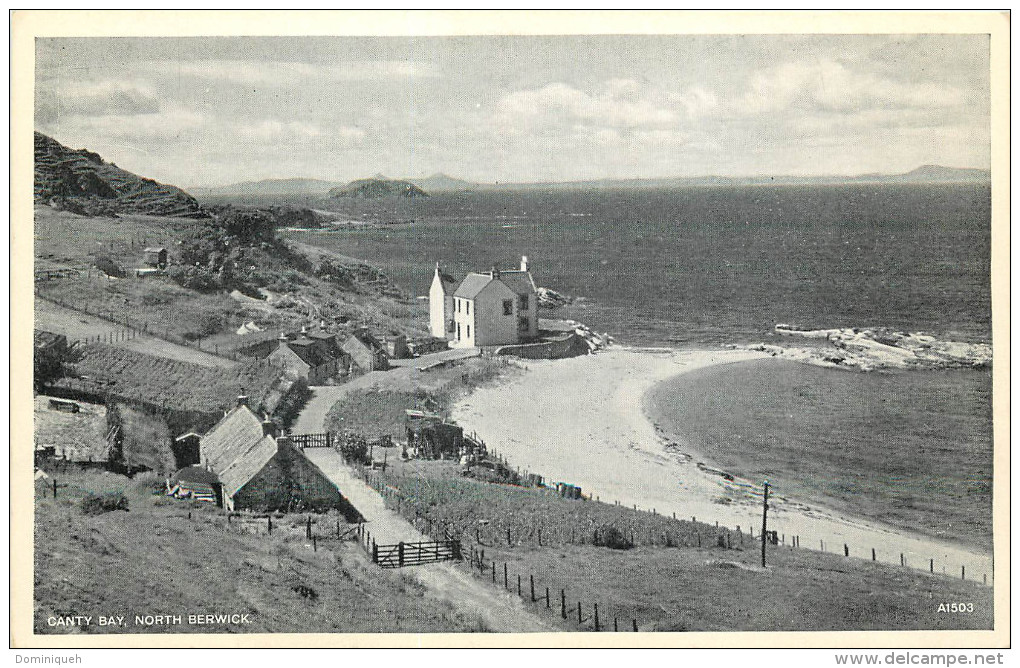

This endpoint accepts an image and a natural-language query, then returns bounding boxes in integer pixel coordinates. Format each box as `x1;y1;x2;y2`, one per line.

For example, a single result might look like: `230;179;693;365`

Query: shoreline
450;346;993;582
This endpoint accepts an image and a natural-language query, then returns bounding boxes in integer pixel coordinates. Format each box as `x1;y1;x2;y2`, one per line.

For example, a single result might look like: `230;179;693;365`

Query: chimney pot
262;419;277;437
236;395;249;408
521;255;529;272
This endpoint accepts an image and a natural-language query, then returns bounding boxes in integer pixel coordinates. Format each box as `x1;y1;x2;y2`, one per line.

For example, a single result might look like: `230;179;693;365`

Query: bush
94;255;126;278
593;524;633;550
81;491;129;515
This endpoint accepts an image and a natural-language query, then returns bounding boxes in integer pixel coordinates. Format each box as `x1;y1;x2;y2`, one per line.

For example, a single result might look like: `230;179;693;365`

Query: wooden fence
354;522;461;568
291;432;333;449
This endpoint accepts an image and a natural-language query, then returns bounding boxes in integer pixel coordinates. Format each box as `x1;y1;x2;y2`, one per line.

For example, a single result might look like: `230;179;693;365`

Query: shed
404;410;464;459
143;247;168;268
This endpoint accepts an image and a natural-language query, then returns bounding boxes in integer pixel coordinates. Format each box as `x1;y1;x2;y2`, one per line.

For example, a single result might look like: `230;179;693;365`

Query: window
503;299;513;315
466;300;470;315
457;323;461;340
466;325;471;339
447;319;455;333
518;316;529;332
456;299;460;313
519;294;529;309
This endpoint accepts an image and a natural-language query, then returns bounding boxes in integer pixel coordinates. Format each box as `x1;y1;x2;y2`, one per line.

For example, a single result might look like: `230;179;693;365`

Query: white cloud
146;59;437;86
491;80;680;135
36;80;161;123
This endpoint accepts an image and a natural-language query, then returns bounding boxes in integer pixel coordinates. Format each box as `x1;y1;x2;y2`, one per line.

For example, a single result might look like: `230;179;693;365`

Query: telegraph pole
760;480;770;568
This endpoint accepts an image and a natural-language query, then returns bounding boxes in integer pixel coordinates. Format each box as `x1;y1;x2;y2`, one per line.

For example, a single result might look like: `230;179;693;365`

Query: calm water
283;183;991;347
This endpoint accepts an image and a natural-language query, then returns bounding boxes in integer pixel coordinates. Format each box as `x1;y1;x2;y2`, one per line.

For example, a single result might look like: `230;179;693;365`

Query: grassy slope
371;463;993;632
33;469;489;634
647;358;993;551
34;206;429;347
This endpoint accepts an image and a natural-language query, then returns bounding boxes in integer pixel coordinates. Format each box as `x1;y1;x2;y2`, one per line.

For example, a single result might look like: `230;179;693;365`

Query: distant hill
34;132;206;218
329;177;429;199
861;165;992;184
189;178;345;198
405;173;478;192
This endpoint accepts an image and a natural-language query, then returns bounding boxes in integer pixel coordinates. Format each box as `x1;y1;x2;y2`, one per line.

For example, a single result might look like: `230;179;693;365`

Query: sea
282;183;994;551
285;183;992;348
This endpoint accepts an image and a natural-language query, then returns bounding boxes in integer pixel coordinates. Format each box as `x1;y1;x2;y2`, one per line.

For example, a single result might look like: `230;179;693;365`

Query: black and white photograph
11;10;1009;651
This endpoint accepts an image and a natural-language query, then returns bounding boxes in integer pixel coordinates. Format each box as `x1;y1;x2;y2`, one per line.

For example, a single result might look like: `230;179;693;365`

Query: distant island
329;176;429;199
190;165;990;200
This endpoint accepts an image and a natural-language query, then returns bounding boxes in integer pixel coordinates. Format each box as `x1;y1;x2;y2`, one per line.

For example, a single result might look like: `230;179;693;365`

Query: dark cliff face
328;178;429;199
34;132;208;218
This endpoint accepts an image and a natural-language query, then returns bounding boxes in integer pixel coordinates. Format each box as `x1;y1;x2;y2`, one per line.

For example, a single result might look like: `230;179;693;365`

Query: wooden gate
372;540;462;568
291;433;333;449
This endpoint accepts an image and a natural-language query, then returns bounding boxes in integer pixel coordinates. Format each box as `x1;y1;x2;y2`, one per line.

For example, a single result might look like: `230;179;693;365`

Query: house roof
453;271;535;299
217;435;278;498
199;404;281;498
34;330;67;350
200;405;268;474
171;465;220;485
438;272;461;294
453;273;495;299
285;338;333;367
496;270;537;296
348;329;387;353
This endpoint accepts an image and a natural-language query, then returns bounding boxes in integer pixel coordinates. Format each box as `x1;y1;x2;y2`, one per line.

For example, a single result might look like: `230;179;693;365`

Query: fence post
398;542;405;567
594;603;600;631
614;617;618;632
633;619;638;632
530;574;535;602
306;516;312;539
577;601;582;624
313;536;317;552
517;574;522;597
872;548;876;561
561;589;566;619
930;559;934;573
545;587;550;608
504;563;508;590
268;516;272;534
52;479;57;498
844;544;849;557
962;566;965;580
372;540;378;564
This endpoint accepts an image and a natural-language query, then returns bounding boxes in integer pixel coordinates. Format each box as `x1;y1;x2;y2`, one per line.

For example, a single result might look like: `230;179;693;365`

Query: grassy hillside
369;462;993;632
33;468;492;634
34;205;429;349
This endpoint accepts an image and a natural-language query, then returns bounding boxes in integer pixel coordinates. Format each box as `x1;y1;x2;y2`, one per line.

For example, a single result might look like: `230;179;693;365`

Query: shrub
81;491;129;515
94;255;126;278
593;524;633;550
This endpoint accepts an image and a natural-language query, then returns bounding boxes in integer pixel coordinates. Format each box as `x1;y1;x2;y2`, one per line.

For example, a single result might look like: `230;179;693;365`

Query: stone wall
494;333;591;360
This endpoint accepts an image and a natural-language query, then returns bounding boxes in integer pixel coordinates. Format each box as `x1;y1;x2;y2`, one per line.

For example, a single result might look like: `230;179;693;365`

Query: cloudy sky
35;34;989;188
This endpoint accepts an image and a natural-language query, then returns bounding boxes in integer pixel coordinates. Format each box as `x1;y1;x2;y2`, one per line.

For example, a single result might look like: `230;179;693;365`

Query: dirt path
303;447;552;632
35;298;236;369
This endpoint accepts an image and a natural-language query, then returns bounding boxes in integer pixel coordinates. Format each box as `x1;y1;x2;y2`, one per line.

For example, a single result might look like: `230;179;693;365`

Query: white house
430;256;538;348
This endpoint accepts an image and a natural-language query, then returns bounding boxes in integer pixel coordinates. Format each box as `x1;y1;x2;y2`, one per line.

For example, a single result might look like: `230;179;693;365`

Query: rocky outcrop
328;177;428;199
536;287;574;309
736;325;992;372
34;132;207;218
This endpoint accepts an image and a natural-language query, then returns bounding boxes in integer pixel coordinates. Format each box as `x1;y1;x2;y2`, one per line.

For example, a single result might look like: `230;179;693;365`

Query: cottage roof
200;405;267;474
217;435;278;498
284;338;333;367
453;273;495;299
495;270;537;296
348;329;386;353
170;465;220;485
199;404;283;498
34;330;67;350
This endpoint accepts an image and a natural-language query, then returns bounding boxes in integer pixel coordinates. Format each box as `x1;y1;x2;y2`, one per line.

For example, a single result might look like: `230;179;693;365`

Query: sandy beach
451;347;994;583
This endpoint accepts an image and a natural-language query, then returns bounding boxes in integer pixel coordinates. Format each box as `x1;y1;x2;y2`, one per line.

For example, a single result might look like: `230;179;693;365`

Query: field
58;343;289;416
647;358;994;551
33;468;492;634
365;461;993;632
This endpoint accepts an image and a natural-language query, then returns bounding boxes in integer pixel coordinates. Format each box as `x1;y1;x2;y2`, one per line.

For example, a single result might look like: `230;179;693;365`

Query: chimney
236;395;249;408
521;255;529;272
262;419;277;438
491;266;500;279
300;325;307;335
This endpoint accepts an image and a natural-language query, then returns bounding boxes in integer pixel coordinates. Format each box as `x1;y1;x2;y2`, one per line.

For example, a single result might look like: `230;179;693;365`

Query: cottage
143;247;168;268
385;334;409;360
268;330;347;384
199;398;344;512
167;465;221;504
430;256;538;348
342;328;390;372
